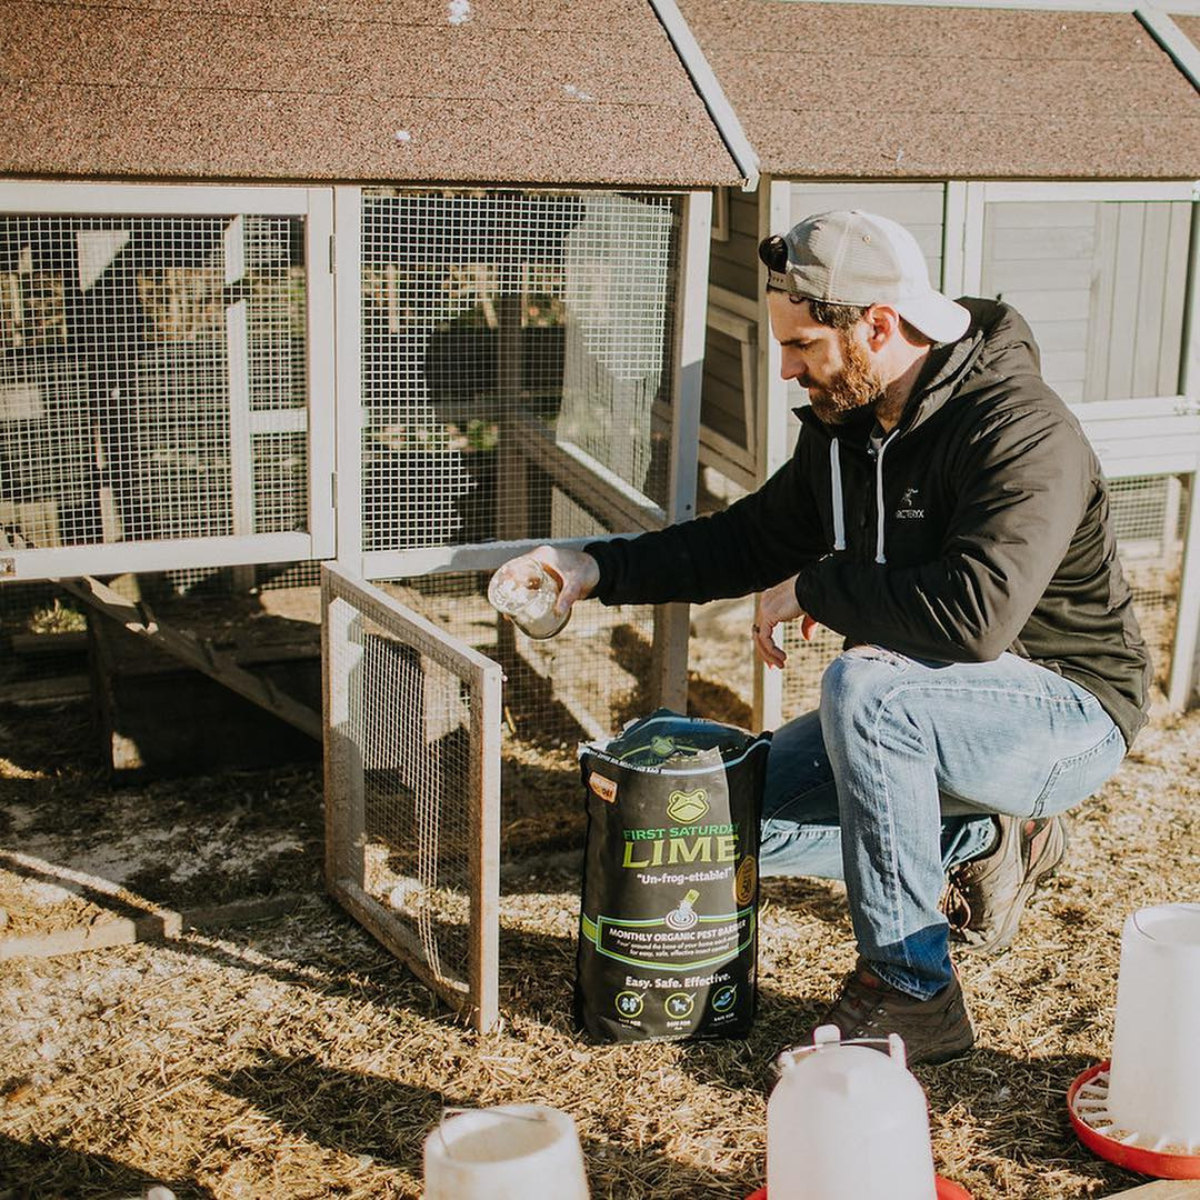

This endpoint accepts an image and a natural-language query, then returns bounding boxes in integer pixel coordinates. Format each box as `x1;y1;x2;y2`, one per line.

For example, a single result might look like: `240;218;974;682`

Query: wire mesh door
322;563;502;1031
357;188;680;573
0;184;334;581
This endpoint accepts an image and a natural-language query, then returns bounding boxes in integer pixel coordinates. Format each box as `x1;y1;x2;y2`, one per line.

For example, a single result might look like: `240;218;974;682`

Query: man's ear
864;304;902;350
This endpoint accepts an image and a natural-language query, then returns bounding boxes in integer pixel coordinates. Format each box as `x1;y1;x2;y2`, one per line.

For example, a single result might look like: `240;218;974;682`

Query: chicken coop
679;0;1200;727
0;0;752;1026
7;0;1200;1034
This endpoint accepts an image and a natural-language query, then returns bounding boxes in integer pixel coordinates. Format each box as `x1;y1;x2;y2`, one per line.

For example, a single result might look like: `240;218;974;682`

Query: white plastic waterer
423;1104;589;1200
767;1025;939;1199
1105;903;1200;1149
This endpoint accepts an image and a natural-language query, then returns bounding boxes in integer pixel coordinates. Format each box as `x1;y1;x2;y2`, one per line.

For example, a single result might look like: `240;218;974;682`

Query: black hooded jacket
587;299;1152;747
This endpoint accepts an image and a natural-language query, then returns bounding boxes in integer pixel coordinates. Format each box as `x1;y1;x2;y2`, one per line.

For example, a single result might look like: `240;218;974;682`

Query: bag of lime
575;710;771;1042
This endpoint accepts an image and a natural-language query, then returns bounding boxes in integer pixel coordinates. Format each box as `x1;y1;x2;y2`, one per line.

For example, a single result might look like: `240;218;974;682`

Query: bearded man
494;210;1151;1066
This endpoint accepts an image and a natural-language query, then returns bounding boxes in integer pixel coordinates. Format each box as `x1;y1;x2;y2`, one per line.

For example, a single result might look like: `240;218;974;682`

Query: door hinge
331;471;338;508
328;233;336;275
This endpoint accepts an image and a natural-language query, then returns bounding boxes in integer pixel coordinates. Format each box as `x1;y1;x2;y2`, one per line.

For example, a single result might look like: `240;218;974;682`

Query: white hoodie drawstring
829;438;846;551
874;432;896;564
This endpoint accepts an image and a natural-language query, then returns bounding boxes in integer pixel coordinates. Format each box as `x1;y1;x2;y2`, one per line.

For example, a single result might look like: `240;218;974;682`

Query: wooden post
1169;199;1200;710
333;186;365;578
469;655;502;1032
1168;471;1200;710
752;176;790;732
224;216;256;593
652;190;711;713
322;571;367;892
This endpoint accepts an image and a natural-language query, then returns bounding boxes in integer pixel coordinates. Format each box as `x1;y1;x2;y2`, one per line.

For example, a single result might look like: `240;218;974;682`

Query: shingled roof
676;0;1200;179
0;0;743;188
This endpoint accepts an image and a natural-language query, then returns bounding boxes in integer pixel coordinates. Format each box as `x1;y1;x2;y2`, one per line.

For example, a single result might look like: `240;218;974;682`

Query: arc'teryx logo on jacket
895;488;924;519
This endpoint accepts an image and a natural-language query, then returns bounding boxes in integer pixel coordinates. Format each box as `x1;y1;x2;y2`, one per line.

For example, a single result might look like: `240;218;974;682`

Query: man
495;210;1151;1065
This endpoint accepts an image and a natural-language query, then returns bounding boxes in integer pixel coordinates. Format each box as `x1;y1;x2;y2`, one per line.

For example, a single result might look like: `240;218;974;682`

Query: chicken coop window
359;189;681;555
980;200;1191;404
0;185;333;579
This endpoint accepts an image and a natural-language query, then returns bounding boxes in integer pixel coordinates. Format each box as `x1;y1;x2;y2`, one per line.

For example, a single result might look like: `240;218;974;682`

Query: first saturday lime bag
574;710;772;1042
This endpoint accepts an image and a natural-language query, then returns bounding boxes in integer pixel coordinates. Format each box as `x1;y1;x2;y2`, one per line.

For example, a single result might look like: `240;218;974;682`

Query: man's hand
753;574;820;668
492;545;600;616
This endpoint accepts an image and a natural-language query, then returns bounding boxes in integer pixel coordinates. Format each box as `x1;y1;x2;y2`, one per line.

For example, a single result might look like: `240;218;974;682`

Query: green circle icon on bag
712;985;737;1013
614;991;644;1018
665;992;695;1019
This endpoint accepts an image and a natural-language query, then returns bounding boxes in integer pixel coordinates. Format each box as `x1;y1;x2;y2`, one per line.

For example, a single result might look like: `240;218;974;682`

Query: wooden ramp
55;573;322;742
0;526;321;740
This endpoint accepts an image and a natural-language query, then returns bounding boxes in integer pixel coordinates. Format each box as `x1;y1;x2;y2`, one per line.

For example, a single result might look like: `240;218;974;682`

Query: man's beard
807;330;886;425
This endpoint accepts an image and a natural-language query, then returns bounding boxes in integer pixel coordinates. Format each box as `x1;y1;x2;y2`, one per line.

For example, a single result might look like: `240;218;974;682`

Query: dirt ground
1;587;1198;1199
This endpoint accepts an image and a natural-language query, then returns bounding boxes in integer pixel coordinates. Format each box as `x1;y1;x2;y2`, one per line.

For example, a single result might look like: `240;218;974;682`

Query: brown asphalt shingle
0;0;743;187
677;0;1200;179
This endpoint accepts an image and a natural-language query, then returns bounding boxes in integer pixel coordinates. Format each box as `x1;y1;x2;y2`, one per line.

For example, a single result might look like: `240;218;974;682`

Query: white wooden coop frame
0;179;712;1031
0;182;337;579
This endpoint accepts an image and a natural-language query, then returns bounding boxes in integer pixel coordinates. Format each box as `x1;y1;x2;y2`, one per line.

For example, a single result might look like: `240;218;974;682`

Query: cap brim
895;291;971;344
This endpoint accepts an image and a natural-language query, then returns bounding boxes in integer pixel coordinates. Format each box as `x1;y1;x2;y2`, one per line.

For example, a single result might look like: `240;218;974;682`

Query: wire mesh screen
0;213;308;552
373;564;657;749
322;564;501;1031
769;473;1189;718
1109;473;1188;687
360;189;680;552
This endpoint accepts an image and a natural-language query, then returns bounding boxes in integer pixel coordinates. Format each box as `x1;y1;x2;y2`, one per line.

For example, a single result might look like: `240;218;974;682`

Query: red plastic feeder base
747;1177;971;1199
1068;1060;1200;1180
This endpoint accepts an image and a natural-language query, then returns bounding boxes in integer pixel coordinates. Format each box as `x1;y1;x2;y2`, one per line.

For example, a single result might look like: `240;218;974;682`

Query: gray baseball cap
759;209;971;344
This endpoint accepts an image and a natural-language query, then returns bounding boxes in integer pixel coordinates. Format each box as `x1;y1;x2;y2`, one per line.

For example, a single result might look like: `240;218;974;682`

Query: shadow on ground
0;1134;213;1200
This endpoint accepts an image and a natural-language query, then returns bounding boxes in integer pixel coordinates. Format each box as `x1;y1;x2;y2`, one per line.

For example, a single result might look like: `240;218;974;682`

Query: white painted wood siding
980;200;1191;404
708;187;760;301
701;188;761;485
790;183;946;284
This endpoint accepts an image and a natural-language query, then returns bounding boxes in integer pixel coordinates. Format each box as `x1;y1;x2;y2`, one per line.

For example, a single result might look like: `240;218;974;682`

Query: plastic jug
767;1026;938;1199
1106;903;1200;1147
423;1103;590;1200
487;560;570;639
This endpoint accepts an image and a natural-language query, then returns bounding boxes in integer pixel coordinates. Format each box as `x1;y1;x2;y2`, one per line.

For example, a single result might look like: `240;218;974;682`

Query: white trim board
977;181;1197;202
1138;6;1200;95
1;533;316;581
648;0;761;190
764;0;1200;16
304;186;337;561
0;181;312;216
363;533;647;582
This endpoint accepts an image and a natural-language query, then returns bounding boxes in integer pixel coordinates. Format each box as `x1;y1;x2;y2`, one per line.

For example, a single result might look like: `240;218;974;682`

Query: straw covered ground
1;620;1199;1199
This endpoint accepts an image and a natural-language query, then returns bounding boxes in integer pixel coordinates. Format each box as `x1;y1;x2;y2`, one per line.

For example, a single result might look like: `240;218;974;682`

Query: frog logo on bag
667;788;709;824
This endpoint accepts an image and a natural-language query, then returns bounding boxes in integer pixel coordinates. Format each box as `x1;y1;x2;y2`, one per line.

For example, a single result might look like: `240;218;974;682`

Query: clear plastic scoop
487;560;570;640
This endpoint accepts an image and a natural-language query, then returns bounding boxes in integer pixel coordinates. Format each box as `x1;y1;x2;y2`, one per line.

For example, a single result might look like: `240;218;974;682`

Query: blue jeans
760;648;1127;1000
